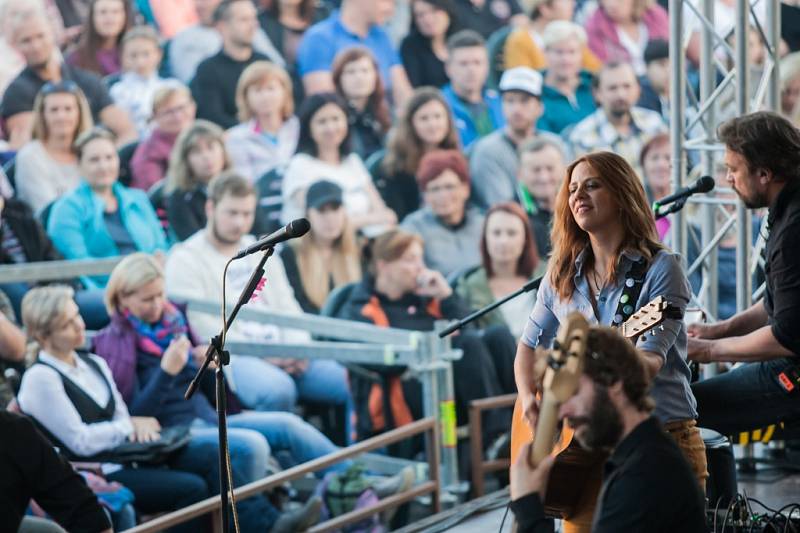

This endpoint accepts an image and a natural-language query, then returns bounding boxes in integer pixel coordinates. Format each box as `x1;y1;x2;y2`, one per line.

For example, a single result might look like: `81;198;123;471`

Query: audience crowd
0;0;796;531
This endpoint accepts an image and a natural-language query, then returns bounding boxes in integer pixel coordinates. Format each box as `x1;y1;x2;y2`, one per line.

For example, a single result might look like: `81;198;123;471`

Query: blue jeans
231;356;354;443
691;357;800;435
175;426;279;532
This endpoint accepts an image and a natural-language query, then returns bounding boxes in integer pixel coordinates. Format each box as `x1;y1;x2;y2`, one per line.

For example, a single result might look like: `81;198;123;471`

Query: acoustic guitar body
511;397;601;519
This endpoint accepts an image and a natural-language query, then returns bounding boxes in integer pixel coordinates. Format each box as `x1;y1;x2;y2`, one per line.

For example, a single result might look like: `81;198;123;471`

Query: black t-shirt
782;2;800;52
763;179;800;356
0;411;111;533
190;49;270;129
400;33;450;88
451;0;522;38
0;62;113;121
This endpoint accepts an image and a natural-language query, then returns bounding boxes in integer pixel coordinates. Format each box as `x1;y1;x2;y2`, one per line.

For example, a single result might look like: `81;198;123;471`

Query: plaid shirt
567;107;667;173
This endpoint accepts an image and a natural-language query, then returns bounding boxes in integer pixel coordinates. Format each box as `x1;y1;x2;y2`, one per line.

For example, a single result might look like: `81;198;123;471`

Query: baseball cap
306;180;343;210
498;67;543;98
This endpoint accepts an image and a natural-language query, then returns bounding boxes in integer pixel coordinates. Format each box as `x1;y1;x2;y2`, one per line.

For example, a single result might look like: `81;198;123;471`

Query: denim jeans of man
691;357;800;436
231;356;355;443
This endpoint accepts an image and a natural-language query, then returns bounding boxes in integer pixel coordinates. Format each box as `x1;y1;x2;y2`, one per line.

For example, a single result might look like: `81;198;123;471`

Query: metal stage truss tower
668;0;780;330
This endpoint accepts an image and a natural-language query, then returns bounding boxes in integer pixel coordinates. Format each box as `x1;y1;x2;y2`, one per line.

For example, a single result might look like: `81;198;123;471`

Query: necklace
591;269;603;296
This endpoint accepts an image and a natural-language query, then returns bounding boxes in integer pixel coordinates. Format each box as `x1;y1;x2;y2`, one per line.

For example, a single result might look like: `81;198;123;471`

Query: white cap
498;67;543;97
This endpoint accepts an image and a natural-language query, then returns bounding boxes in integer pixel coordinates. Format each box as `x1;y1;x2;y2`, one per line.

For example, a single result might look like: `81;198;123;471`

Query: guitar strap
611;257;649;328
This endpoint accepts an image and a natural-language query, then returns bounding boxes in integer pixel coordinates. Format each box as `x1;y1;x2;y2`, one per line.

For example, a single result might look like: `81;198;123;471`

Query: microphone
233;218;311;259
653;176;716;208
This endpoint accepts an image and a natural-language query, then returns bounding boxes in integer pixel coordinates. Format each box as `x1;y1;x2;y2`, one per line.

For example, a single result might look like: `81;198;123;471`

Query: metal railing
127;418;441;533
182;298;464;491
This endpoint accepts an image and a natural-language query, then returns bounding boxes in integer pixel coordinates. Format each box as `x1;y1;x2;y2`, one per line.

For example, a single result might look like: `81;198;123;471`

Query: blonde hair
152;81;193;116
235;61;294;122
104;253;164;316
293;216;362;309
21;285;75;358
165;120;231;194
31;85;94;143
120;24;161;51
542;20;587;48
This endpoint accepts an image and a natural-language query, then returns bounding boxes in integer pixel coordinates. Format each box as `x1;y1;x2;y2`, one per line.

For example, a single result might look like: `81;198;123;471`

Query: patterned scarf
123;302;189;357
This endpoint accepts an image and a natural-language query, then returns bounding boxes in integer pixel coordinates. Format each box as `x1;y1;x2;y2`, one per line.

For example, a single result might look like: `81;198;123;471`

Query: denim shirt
521;248;697;423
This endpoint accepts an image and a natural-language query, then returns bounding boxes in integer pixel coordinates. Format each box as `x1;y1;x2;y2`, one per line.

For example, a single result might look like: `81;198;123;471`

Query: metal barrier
127;418;441;533
0;257;122;283
183;298;464;491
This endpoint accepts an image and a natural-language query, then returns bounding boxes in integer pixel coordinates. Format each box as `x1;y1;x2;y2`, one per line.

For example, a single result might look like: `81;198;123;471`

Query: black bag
87;425;193;465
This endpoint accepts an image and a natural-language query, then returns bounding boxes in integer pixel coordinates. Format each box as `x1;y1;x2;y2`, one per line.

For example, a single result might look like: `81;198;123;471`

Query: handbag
87;425;193;465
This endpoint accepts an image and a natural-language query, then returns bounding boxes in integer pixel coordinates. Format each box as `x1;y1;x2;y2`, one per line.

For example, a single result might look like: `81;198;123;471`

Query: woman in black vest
16;285;210;532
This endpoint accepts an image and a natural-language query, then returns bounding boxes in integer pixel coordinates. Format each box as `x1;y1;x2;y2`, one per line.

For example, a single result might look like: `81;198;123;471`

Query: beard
211;219;243;246
607;103;631;120
571;385;624;452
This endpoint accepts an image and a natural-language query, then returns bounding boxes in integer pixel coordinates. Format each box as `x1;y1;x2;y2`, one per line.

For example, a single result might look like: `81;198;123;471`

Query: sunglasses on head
40;80;81;96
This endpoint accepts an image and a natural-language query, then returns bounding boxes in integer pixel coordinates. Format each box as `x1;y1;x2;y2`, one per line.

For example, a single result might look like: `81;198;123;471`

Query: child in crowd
109;25;173;136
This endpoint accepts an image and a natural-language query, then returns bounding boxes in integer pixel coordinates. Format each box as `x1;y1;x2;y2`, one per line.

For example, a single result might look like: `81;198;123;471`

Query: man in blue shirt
296;0;412;105
441;30;505;149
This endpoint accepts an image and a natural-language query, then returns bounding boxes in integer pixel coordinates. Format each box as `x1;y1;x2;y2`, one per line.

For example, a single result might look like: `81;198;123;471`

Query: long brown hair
382;87;460;176
293;211;362;310
71;0;133;74
549;151;663;300
480;202;540;278
332;47;391;133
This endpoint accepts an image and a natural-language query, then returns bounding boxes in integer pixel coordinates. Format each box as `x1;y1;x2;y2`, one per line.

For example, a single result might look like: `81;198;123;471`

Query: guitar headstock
542;312;590;403
620;295;669;340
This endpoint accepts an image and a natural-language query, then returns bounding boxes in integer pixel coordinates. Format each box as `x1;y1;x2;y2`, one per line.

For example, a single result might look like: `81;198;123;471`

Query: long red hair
480;202;540;278
549;151;663;300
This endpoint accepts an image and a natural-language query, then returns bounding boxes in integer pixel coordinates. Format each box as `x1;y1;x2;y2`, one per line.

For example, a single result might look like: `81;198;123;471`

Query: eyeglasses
40;80;81;96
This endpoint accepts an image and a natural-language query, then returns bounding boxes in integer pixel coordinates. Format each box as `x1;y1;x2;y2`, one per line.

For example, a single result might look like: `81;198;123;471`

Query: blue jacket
441;84;504;149
47;181;168;287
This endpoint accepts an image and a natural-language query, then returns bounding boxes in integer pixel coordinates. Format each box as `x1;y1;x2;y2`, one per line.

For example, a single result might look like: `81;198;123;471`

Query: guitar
510;296;675;518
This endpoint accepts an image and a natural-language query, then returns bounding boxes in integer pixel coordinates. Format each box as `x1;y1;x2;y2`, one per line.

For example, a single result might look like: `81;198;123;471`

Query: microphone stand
653;198;688;220
438;275;543;338
185;246;275;533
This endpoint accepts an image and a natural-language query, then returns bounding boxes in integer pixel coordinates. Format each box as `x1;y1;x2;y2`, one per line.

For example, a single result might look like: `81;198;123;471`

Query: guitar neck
531;394;561;466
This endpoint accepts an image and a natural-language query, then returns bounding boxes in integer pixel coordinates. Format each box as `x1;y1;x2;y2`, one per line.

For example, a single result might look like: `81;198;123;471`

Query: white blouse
17;351;133;458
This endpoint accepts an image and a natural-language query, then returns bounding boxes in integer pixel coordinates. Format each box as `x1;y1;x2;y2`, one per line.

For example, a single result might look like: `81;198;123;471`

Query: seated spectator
471;67;554;210
143;0;199;39
166;173;354;420
1;8;136;149
682;0;767;68
441;30;504;149
1;410;112;533
257;0;330;101
450;0;525;38
65;0;132;77
585;0;669;75
780;51;800;125
281;93;397;236
109;26;174;136
639;133;671;240
516;136;566;257
400;0;459;88
0;196;109;329
454;202;546;338
170;0;284;85
503;0;600;72
47;128;168;288
226;61;299;182
401;150;483;276
0;0;42;95
296;0;413;105
191;0;275;129
0;289;27;409
129;82;197;191
165;120;232;241
374;88;460;222
335;228;516;445
567;61;666;173
15;82;92;214
637;39;670;120
332;47;391;161
536;21;597;134
280;180;362;314
16;286;211;533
